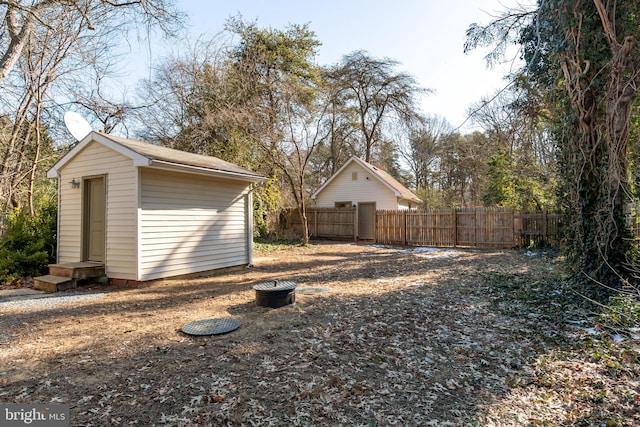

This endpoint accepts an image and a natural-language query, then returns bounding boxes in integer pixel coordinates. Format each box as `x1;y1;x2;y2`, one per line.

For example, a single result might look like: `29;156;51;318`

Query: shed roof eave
146;160;267;182
47;131;151;179
401;196;422;204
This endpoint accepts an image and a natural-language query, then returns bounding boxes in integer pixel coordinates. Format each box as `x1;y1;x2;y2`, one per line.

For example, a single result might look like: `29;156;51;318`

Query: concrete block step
33;275;77;293
48;262;105;279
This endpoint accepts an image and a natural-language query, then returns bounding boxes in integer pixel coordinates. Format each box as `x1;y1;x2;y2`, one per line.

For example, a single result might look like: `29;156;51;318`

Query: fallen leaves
0;244;637;426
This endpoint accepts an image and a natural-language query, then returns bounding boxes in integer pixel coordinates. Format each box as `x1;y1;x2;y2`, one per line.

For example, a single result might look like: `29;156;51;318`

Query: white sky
125;0;525;132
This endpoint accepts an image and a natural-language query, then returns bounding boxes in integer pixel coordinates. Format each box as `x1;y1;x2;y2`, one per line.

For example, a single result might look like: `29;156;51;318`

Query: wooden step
48;262;105;279
33;275;76;293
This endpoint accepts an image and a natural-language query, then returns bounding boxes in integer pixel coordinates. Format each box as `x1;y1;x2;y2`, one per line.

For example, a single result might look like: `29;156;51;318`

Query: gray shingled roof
103;133;265;180
47;132;266;182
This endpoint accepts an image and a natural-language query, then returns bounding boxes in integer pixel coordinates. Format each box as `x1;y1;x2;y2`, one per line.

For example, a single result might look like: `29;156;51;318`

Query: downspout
55;171;61;263
246;180;268;266
247;191;253;266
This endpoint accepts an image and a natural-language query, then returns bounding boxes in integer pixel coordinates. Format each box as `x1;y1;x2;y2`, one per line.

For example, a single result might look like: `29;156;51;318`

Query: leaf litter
0;243;637;426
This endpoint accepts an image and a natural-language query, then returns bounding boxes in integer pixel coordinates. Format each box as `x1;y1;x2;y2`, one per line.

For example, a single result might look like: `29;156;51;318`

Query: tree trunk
28;97;44;216
0;8;36;85
298;204;310;245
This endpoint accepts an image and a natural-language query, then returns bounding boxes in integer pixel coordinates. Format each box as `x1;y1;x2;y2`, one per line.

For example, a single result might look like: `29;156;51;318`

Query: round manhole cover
181;318;241;336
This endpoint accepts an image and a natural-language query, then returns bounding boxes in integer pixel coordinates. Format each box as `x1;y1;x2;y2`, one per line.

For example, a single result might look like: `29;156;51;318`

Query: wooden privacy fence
515;211;562;247
377;208;561;248
281;208;356;240
281;207;562;248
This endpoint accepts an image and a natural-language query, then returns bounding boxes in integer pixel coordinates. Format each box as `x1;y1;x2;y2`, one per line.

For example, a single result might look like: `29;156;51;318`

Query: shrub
598;294;640;332
0;199;57;283
253;177;281;238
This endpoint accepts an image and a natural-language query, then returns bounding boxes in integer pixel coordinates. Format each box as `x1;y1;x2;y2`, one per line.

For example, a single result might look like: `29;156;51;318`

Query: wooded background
2;1;640;298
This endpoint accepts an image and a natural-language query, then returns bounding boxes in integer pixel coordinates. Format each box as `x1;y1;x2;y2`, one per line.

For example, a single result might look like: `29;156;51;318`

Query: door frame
82;175;107;262
357;202;376;240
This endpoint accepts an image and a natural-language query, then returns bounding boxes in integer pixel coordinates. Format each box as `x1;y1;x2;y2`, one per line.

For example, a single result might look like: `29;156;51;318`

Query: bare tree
134;37;256;160
0;4;89;212
0;0;183;86
136;18;323;240
330;51;429;163
304;68;360;191
396;114;451;191
0;0;183;211
437;131;491;208
467;85;556;210
262;84;329;244
72;71;138;134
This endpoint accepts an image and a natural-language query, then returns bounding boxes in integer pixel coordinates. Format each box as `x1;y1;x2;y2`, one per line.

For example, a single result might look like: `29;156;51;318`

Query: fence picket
280;207;561;248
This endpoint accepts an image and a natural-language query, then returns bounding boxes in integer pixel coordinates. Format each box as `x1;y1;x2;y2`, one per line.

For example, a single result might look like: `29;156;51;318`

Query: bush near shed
0;199;56;283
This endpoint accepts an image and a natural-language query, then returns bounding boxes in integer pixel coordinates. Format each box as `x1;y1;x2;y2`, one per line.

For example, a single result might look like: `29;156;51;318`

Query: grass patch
478;252;640;426
253;237;304;253
482;272;577;323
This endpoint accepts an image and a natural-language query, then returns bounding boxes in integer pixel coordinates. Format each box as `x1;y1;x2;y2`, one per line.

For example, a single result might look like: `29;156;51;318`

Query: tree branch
593;0;617;48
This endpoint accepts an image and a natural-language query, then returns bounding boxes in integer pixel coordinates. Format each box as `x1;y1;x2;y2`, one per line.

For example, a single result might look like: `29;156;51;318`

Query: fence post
402;210;407;245
513;210;517;247
354;208;357;242
453;209;458;248
473;208;477;246
314;209;318;237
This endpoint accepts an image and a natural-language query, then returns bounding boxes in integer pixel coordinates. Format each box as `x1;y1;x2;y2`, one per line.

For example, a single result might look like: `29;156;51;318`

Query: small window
351;172;358;181
335;201;351;209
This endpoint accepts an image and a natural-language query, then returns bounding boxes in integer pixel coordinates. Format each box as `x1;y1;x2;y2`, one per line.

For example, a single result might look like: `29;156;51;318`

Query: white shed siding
398;199;411;210
57;141;138;279
315;163;399;209
138;168;250;280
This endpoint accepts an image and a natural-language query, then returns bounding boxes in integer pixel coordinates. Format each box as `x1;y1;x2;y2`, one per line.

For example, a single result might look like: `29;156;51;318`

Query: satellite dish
64;111;93;141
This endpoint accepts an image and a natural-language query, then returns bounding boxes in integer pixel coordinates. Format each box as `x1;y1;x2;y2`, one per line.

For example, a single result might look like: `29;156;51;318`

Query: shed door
83;176;106;262
358;202;376;240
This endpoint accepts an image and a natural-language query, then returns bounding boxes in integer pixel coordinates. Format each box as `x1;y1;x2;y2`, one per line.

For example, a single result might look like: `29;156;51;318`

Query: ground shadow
0;244;583;425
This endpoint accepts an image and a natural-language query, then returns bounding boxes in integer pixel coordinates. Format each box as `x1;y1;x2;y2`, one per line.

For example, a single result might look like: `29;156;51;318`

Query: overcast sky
126;0;527;132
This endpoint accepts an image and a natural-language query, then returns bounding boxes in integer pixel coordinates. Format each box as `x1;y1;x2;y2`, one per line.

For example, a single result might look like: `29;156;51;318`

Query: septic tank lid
181;318;241;336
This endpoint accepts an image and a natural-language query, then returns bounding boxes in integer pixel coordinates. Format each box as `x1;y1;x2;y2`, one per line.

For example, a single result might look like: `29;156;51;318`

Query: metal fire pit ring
181;318;241;336
253;280;297;308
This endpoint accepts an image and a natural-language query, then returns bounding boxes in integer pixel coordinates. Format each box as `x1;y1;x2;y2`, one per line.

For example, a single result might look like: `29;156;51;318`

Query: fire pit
253;280;297;308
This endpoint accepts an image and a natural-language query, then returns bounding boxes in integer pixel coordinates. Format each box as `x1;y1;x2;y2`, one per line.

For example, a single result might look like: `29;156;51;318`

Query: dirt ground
0;242;638;426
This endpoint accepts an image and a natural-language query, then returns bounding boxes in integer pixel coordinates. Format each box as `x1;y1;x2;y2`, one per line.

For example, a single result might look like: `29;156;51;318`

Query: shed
45;131;266;284
311;156;421;239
